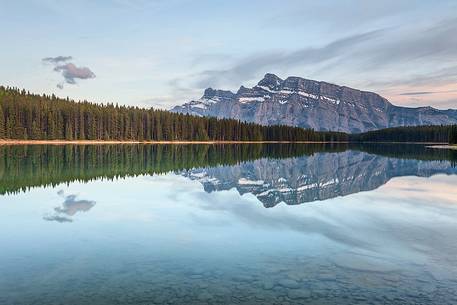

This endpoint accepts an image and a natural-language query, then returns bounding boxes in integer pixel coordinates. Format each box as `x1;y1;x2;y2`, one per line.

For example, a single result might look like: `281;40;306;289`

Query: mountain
171;73;457;133
182;149;457;207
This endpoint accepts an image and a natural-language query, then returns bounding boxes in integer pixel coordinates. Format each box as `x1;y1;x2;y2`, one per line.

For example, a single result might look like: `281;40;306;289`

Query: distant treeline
0;86;346;142
350;143;457;162
450;125;457;144
350;125;457;144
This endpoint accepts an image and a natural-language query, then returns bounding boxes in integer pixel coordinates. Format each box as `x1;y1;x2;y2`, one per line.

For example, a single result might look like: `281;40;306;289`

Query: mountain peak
202;88;235;100
257;73;283;89
202;88;216;99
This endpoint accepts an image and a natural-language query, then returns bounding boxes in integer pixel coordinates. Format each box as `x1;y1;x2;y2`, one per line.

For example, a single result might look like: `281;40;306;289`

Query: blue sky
1;0;456;109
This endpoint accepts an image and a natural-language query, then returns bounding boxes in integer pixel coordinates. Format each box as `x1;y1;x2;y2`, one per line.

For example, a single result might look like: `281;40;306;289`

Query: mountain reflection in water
0;144;455;206
183;148;457;207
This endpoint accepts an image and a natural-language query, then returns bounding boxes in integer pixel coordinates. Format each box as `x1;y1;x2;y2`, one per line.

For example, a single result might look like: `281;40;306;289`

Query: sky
0;0;456;110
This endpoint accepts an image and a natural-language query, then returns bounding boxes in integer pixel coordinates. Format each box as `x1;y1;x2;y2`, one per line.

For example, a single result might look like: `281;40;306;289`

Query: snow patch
298;91;319;99
279;89;294;95
190;172;207;178
191;103;207;109
321;96;340;105
257;189;275;197
278;188;293;193
257;85;275;93
239;97;265;103
238;178;264;185
319;178;339;187
297;183;318;191
200;98;219;104
255;86;320;101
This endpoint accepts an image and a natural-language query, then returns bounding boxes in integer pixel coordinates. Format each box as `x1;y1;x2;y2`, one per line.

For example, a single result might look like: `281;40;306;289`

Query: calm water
1;144;457;305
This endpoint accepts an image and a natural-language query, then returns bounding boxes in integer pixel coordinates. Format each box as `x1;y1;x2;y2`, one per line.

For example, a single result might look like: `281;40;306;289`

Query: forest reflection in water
0;143;456;203
1;144;457;305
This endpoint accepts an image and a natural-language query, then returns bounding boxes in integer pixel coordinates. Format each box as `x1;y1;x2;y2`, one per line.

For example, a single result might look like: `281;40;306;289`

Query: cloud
367;65;457;90
352;18;457;70
162;16;456;109
42;56;73;64
42;56;96;89
193;29;384;89
54;63;96;86
399;91;436;96
140;77;204;110
368;65;457;108
43;215;73;223
399;89;457;96
265;0;423;31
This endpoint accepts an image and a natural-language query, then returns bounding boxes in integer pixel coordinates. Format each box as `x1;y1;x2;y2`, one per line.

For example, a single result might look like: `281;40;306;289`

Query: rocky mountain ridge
171;73;457;133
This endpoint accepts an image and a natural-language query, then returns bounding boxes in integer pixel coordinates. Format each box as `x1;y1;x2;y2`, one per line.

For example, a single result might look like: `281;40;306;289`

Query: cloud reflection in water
43;191;96;223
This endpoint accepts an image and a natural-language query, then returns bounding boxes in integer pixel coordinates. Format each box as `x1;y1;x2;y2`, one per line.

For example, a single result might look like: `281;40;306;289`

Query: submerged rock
196;291;213;301
262;281;275;290
287;289;311;300
277;279;300;289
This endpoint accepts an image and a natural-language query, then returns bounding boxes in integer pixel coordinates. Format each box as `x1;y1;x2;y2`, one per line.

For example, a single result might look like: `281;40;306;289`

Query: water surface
1;144;457;305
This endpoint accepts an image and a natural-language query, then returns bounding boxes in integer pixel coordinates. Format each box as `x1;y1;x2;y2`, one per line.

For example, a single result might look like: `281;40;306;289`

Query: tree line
350;143;457;162
450;125;457;144
0;86;347;142
350;125;457;144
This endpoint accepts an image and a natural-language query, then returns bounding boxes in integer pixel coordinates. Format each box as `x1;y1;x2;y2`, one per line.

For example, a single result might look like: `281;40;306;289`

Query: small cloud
399;91;435;96
54;63;96;86
42;56;95;89
43;215;73;223
399;89;457;96
42;56;73;64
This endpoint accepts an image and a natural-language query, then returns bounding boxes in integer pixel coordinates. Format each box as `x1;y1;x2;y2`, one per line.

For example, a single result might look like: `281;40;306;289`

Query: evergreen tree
0;105;5;138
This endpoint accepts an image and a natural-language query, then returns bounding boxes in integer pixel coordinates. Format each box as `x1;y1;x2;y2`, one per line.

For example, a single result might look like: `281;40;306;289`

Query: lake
0;144;457;305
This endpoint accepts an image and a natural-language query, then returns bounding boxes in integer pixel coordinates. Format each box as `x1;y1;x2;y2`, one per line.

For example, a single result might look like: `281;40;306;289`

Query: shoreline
0;139;451;146
0;139;349;146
